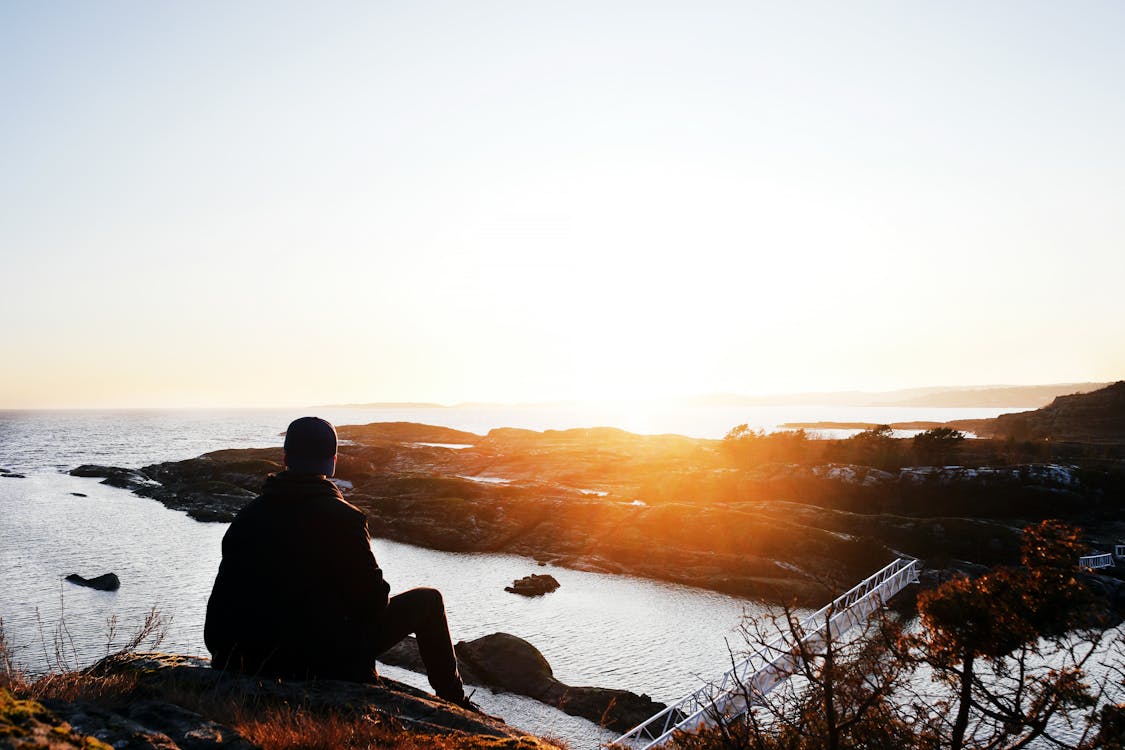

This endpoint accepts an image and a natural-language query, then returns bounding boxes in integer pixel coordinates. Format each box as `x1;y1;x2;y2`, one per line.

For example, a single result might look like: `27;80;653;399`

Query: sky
2;1;1123;408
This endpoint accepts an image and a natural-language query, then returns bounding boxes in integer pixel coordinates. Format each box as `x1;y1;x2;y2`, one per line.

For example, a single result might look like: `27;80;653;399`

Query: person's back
204;470;389;680
204;416;472;710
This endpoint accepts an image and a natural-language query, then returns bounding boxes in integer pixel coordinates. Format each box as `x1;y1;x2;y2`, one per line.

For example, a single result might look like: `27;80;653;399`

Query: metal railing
1079;553;1114;570
611;557;922;750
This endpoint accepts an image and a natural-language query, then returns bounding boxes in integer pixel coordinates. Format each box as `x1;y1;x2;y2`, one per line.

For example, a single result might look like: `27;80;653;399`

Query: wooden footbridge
611;557;922;750
1079;552;1114;570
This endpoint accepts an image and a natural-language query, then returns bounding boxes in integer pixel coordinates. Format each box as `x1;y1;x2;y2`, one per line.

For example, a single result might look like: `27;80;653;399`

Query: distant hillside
990;381;1125;442
877;383;1109;408
315;401;446;409
686;382;1109;409
952;381;1125;442
324;383;1110;411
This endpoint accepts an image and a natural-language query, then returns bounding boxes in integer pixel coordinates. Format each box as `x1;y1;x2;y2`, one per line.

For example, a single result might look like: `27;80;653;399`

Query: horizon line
0;380;1112;412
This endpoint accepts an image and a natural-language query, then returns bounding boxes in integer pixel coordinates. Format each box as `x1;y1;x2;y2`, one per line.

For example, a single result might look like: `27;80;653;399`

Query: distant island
314;401;447;409
785;381;1125;443
321;382;1110;411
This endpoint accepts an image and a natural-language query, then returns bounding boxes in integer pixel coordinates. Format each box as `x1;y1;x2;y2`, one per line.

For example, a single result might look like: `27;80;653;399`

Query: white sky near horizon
1;1;1123;408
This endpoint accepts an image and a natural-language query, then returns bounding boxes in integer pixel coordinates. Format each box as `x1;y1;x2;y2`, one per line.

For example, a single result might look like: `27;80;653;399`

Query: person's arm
204;523;244;665
343;510;391;623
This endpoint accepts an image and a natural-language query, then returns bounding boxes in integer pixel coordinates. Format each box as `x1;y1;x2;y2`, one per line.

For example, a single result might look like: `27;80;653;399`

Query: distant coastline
316;401;447;409
781;420;973;431
317;382;1108;413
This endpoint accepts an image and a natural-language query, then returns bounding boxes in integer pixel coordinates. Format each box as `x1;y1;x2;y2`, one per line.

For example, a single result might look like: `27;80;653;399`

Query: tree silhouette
911;520;1105;749
662;521;1120;750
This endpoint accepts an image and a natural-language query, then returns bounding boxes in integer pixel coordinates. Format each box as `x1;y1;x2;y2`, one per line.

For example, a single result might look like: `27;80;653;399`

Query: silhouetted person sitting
204;416;471;708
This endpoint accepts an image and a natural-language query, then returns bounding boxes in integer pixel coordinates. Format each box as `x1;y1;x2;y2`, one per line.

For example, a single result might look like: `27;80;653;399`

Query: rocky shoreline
69;419;1125;611
379;632;662;733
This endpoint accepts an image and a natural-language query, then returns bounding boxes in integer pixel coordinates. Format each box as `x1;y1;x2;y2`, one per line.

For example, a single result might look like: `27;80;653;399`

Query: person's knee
415;586;444;611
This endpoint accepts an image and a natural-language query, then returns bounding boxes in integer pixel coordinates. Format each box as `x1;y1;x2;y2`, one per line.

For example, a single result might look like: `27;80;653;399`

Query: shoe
450;691;505;723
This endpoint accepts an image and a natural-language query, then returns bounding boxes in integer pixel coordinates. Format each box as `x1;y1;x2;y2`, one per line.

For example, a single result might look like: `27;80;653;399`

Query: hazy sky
2;1;1123;408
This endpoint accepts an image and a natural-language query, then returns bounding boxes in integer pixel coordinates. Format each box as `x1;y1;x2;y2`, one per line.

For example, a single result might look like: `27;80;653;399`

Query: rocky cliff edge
1;653;560;750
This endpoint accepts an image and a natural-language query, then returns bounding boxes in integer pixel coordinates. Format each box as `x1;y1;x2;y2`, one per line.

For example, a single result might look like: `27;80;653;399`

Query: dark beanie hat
283;417;338;476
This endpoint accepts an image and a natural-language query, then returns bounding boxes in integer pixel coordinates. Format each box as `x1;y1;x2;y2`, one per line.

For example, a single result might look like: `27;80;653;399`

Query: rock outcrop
987;381;1125;443
6;653;558;750
887;381;1125;444
783;383;1125;447
71;456;270;523
505;574;560;597
45;697;251;749
0;689;114;750
65;573;121;591
379;633;664;733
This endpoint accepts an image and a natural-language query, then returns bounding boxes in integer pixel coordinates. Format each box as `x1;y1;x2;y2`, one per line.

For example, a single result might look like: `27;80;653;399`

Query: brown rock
65;573;121;591
505;574;560;597
382;633;664;734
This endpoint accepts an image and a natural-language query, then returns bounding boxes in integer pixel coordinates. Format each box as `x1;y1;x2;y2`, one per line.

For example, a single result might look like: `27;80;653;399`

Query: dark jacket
204;471;390;680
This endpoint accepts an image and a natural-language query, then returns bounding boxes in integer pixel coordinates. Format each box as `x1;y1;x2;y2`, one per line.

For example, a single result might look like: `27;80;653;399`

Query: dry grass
144;678;564;750
1;606;165;704
1;613;565;750
14;666;554;750
0;619;17;691
233;706;553;749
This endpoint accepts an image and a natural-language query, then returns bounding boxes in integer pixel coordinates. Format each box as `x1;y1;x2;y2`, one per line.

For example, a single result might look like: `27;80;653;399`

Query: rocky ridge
984;380;1125;442
784;381;1125;445
2;653;557;750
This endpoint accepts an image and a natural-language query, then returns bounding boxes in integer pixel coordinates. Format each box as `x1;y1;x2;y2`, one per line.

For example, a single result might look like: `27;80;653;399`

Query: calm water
0;405;1052;745
0;470;769;744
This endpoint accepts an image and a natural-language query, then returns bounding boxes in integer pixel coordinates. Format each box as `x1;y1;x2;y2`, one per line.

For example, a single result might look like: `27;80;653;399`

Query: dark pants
374;587;465;702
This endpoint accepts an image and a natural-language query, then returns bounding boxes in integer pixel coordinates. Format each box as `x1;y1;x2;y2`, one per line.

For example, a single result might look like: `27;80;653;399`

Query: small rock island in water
505;574;560;597
64;572;121;591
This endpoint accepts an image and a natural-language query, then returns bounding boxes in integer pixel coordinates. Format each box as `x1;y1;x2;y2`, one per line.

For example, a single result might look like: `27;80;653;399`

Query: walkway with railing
611;557;922;750
1079;553;1114;570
